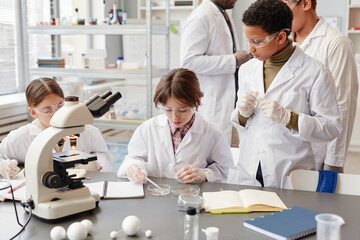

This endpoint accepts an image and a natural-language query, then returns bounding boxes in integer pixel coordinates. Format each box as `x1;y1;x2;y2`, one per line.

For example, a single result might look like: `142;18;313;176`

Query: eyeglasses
161;106;193;117
33;101;64;114
283;0;300;9
244;28;291;49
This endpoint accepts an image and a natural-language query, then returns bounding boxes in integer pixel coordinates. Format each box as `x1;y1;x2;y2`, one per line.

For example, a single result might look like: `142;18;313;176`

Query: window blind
0;0;18;95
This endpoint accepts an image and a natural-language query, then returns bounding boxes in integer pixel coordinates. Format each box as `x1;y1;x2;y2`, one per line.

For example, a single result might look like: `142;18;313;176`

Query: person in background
283;0;358;172
228;0;341;188
118;68;254;185
180;0;252;147
0;78;113;178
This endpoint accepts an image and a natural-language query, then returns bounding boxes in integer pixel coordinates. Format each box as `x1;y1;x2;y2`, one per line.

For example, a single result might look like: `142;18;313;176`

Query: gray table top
1;172;359;239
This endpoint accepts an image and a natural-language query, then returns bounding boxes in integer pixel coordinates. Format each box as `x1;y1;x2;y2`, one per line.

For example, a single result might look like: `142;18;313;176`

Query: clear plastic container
177;193;204;213
122;10;127;25
81;53;86;68
184;207;199;240
202;227;219;240
116;56;124;69
67;53;73;68
72;8;79;25
315;213;345;240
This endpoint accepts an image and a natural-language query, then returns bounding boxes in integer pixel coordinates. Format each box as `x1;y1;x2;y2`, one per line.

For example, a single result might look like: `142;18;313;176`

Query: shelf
348;30;360;34
139;6;194;10
29;67;169;79
349;4;360;8
27;24;169;35
94;118;144;130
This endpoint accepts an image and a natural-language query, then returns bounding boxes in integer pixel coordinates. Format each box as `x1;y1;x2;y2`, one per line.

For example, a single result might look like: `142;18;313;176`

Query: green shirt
239;40;299;131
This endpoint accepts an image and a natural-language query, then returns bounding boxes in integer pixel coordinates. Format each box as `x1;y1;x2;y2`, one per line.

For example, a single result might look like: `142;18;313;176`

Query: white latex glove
237;89;259;117
176;165;206;183
2;159;20;179
126;163;147;183
258;97;291;126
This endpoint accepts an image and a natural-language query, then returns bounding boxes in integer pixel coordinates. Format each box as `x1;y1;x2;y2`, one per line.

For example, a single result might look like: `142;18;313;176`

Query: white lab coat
231;46;341;189
117;112;239;183
180;0;239;144
0;123;113;172
296;17;359;169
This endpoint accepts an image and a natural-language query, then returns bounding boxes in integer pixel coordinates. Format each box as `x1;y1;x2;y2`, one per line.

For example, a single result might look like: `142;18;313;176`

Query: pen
210;210;252;214
8;181;26;194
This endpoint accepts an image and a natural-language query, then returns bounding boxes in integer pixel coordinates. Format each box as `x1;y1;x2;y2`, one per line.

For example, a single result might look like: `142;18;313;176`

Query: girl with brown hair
0;78;113;178
117;68;238;183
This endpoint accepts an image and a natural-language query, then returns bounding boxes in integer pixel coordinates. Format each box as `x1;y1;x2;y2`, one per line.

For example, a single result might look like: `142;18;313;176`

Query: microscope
25;91;121;220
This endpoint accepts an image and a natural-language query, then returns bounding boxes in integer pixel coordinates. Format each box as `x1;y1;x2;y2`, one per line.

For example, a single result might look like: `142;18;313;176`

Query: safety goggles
283;0;301;9
33;101;64;114
244;28;291;49
161;106;193;117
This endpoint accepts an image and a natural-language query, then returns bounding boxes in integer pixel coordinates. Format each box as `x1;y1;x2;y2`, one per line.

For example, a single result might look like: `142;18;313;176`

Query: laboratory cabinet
137;0;201;18
136;0;201;68
347;1;360;151
21;0;170;130
347;3;360;54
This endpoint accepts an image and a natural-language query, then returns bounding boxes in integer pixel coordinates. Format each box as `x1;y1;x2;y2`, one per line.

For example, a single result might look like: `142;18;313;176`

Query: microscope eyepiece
85;95;99;106
85;91;122;118
105;91;122;106
100;90;112;99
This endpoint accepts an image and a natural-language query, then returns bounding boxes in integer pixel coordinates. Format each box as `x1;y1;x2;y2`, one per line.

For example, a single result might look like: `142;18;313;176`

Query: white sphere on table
122;215;142;236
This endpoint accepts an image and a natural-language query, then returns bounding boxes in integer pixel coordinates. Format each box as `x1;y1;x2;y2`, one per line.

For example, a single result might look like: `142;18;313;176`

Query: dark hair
26;78;64;107
311;0;317;9
242;0;293;36
153;68;203;109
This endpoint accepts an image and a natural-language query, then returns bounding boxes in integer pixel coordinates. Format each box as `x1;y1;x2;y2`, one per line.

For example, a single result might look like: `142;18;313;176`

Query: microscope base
32;192;100;220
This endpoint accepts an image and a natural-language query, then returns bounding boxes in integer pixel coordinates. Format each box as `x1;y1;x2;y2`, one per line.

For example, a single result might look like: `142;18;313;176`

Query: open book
202;189;287;212
0;180;26;202
84;181;144;199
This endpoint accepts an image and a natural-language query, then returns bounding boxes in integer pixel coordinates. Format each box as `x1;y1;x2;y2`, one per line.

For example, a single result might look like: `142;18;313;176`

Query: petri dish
171;184;200;196
147;184;171;196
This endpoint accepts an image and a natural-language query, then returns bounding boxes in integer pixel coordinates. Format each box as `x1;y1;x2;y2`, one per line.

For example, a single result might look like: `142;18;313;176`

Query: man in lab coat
180;0;251;146
284;0;358;172
228;0;341;188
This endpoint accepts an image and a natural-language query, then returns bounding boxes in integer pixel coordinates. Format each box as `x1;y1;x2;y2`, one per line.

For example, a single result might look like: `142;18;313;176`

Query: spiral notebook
243;206;318;240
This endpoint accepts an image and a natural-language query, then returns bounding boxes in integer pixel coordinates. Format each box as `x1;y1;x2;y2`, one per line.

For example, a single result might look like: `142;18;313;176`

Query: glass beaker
315;213;345;240
0;158;23;227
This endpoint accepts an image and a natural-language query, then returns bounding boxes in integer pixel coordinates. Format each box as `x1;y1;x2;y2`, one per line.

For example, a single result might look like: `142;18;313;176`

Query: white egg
122;215;141;236
145;229;153;238
80;219;93;233
67;222;88;240
110;230;118;238
50;226;67;240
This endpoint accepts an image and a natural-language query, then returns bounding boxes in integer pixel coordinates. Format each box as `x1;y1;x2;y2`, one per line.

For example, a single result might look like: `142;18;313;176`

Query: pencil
8;181;26;194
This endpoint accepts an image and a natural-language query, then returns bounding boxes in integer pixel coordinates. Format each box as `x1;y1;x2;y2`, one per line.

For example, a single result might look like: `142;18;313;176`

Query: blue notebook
243;206;318;240
37;58;65;62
